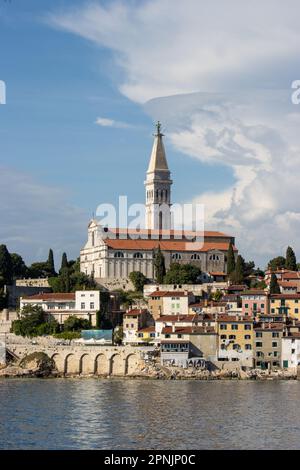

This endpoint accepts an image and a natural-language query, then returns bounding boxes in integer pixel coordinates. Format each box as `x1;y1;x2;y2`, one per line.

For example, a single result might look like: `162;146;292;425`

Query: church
80;123;237;282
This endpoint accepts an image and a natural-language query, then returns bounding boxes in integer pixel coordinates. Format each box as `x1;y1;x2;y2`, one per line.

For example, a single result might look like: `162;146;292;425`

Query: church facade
80;124;237;282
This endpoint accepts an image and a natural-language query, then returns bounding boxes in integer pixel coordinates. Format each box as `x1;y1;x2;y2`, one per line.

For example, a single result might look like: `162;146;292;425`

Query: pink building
240;290;268;317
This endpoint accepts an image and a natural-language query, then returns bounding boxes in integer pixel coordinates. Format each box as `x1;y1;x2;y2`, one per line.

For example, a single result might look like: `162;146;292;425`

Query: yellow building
269;294;300;320
136;326;156;344
216;315;254;367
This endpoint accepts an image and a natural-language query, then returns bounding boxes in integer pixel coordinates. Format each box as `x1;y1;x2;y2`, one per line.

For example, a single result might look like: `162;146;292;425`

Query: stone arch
110;353;124;376
65;353;79;375
51;353;65;373
95;353;108;375
125;353;139;376
79;353;94;375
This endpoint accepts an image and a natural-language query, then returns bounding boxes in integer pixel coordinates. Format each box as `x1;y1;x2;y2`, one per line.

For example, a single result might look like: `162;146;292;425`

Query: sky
1;0;300;269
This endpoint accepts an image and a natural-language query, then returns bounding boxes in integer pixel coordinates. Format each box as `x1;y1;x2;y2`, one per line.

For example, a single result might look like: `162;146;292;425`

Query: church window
133;252;143;259
114;251;124;258
172;253;182;260
191;253;201;260
91;231;95;246
209;254;220;261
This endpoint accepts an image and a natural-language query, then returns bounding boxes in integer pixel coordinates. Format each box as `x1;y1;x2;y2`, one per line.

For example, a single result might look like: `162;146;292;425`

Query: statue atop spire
155;121;164;137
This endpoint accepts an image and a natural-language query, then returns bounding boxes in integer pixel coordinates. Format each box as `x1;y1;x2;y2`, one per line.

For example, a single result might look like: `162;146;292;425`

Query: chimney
262;322;265;329
172;323;175;333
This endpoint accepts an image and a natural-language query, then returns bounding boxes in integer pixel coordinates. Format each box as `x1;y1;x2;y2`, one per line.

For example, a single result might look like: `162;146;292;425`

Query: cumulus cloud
0;168;88;265
48;0;300;102
95;117;132;128
146;91;300;266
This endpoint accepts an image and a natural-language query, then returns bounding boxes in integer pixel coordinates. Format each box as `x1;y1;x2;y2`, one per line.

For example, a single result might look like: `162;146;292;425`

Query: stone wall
9;344;144;376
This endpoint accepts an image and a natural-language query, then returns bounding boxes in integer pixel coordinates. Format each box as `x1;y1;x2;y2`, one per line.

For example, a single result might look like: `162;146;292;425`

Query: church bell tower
145;122;173;230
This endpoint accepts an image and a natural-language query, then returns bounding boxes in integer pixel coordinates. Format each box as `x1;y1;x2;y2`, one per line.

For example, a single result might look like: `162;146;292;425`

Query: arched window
209;254;220;261
191;253;201;260
172;253;182;260
133;252;143;259
114;251;124;258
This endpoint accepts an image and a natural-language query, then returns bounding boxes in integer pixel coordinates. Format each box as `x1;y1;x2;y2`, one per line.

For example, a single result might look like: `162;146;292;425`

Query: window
274;351;278;357
245;303;249;308
90;302;94;309
292;349;296;354
220;335;226;339
177;334;182;338
229;335;236;340
81;303;85;309
220;324;227;330
245;344;252;350
233;344;240;350
256;342;262;348
114;251;124;258
272;332;279;338
133;252;143;259
209;254;220;261
244;324;251;330
165;334;170;338
271;308;275;313
256;332;262;337
245;335;251;340
231;324;238;330
295;309;299;314
272;342;278;348
261;304;264;309
191;253;201;260
172;253;182;260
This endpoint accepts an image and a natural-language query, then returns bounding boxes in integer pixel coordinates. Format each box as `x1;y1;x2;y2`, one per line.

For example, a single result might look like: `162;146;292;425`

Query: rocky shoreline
0;359;297;381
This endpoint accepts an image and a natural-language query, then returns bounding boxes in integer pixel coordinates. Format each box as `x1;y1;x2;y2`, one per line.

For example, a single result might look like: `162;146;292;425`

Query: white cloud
95;117;132;128
48;0;300;102
0;168;88;265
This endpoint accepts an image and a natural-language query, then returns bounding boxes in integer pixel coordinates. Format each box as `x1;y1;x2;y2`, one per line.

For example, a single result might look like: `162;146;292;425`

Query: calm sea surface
0;378;300;450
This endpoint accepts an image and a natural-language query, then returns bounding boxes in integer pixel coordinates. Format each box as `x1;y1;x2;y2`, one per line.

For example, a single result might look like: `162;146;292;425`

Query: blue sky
1;0;300;268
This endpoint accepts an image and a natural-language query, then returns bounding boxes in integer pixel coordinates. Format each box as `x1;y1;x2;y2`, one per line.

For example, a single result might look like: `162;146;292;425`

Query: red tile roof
254;322;284;331
217;315;253;322
124;309;148;316
162;326;216;335
270;294;300;299
149;291;190;298
104;238;236;253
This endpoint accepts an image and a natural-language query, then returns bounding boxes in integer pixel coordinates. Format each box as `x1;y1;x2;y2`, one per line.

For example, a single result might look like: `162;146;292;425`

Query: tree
63;316;91;332
47;249;56;276
164;263;201;284
268;256;286;271
269;272;280;294
11;305;59;337
0;244;13;285
11;253;28;279
227;241;236;277
210;290;223;301
286;246;297;271
60;252;68;273
243;261;255;278
230;255;244;284
154;246;166;284
28;262;52;278
129;271;147;292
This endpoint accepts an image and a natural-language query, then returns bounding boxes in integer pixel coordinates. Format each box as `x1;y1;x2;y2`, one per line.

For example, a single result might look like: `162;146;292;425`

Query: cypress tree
231;255;244;284
60;252;68;272
286;246;297;271
227;241;236;276
47;249;56;276
269;272;280;294
0;244;13;285
154;246;166;284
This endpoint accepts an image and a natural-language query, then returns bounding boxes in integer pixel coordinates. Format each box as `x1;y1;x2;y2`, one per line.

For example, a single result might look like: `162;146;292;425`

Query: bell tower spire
145;122;173;230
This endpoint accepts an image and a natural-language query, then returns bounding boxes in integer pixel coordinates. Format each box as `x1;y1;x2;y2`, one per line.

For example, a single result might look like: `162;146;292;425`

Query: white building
80;123;237;283
20;290;101;326
281;334;300;370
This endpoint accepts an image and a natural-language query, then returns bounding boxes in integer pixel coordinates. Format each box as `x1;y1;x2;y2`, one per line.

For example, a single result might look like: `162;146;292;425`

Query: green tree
0;244;13;285
154;246;166;284
227;241;236;277
164;263;201;284
129;271;147;292
11;305;59;337
286;246;297;271
11;253;28;279
28;262;51;278
268;256;286;271
269;272;280;294
60;252;68;273
63;315;91;332
47;249;56;276
230;255;244;284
